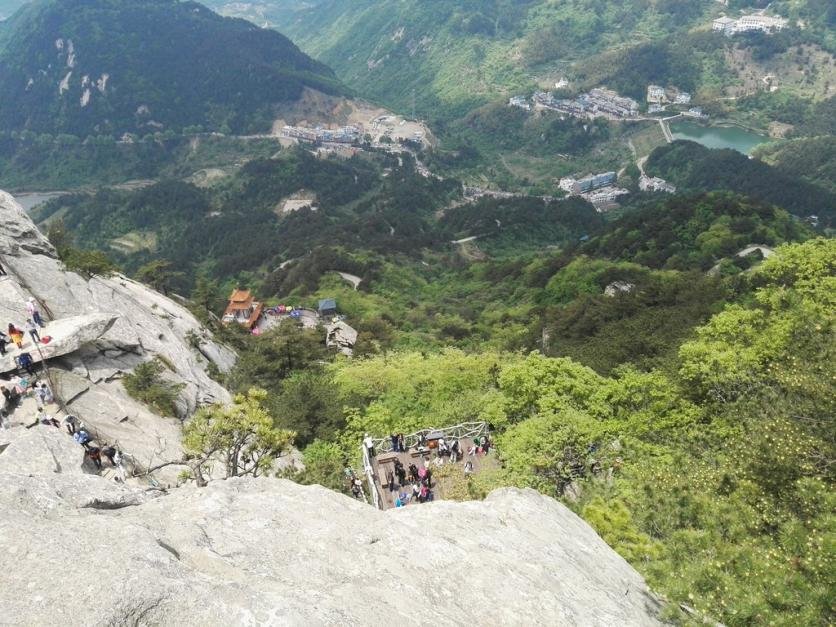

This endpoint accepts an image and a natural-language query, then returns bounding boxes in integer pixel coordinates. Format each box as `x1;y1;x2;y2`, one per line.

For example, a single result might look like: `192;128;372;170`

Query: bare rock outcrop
0;429;663;626
0;190;235;474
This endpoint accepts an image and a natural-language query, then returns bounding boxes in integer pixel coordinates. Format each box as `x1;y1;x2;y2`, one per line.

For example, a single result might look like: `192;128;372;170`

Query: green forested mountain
4;1;834;623
37;118;834;625
204;0;834;126
0;0;342;136
646;141;836;225
756;135;836;194
222;0;717;120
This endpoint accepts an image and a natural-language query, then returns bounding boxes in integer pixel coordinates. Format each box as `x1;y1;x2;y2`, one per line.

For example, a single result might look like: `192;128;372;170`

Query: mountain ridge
0;0;343;136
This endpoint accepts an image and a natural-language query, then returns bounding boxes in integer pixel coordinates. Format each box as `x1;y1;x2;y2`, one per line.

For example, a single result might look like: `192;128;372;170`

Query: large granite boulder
0;430;663;626
0;313;117;374
0;190;236;475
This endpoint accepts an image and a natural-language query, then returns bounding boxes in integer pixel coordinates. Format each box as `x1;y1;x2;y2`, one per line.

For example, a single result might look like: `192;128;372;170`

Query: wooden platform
370;436;497;509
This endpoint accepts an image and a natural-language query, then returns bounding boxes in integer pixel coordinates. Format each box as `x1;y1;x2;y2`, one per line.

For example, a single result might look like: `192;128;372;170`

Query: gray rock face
0;430;663;626
0;312;117;373
0;190;236;474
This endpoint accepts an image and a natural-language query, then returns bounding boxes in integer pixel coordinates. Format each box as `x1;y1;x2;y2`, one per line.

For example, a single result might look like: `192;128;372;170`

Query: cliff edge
0;429;663;626
0;190;235;476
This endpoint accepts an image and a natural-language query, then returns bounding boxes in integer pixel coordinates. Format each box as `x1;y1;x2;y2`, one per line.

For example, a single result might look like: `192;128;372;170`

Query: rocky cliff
0;428;664;626
0;190;235;477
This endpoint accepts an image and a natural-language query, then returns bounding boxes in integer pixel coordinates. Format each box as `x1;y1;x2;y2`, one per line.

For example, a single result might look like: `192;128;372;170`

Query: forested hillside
3;0;833;623
0;0;342;136
756;135;836;194
646;141;835;225
206;230;834;626
235;0;717;120
280;239;833;626
33;94;834;627
202;0;834;130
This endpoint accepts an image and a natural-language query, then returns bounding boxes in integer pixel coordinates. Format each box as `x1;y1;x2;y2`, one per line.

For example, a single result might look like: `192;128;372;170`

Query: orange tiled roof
229;289;252;303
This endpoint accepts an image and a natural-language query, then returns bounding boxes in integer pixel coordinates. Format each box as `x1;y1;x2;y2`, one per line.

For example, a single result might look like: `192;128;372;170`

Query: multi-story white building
713;14;787;36
647;85;666;104
713;16;736;35
674;92;692;105
508;96;531;110
736;14;787;33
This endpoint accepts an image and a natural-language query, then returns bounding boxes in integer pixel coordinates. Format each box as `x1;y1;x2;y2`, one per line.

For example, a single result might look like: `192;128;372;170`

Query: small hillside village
281;113;428;151
222;289;358;355
531;88;640;120
512;84;706;119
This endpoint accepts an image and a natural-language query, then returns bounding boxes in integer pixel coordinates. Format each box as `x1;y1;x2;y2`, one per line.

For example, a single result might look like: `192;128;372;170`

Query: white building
647;85;666;104
674;92;692;105
713;14;787;36
509;95;531;110
558;177;577;193
713;16;736;35
736;14;787;33
639;175;676;193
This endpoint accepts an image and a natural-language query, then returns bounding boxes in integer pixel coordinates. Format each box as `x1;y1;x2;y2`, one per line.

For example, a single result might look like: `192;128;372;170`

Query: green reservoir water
670;120;767;154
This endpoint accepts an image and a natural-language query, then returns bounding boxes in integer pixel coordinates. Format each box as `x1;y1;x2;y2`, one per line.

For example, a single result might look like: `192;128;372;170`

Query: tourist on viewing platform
450;439;461;463
408;463;419;483
26;298;46;328
0;329;8;356
394;459;407;486
418;484;431;503
386;468;396;492
482;436;491;455
390;433;398;452
7;323;23;348
397;433;405;452
25;319;40;344
363;433;375;458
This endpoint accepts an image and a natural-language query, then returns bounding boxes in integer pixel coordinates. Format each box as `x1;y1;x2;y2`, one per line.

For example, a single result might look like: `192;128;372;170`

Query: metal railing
361;444;381;510
369;421;490;455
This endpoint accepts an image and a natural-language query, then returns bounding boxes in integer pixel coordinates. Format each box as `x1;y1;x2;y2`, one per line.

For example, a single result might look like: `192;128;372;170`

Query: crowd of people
0;297;47;354
1;297;50;425
0;293;127;482
362;430;494;508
